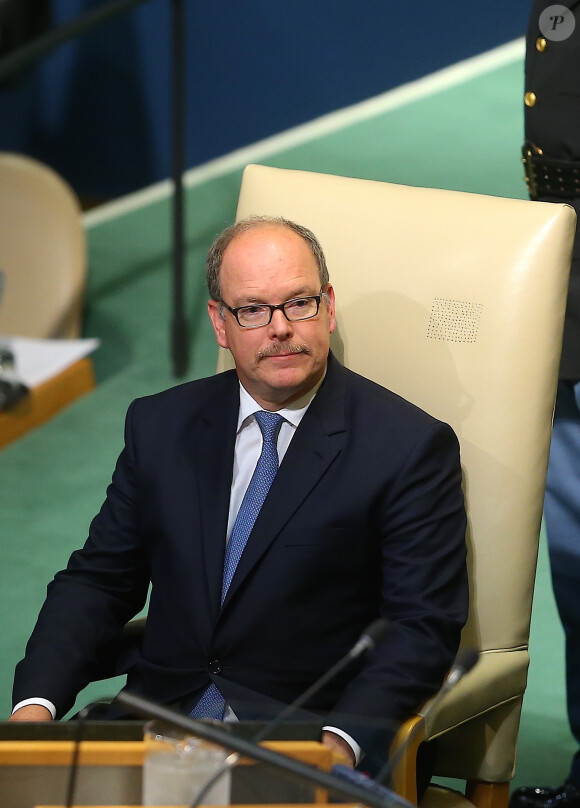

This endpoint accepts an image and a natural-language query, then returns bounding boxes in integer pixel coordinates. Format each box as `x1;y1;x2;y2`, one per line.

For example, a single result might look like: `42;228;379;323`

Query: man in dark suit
10;216;468;773
512;4;580;807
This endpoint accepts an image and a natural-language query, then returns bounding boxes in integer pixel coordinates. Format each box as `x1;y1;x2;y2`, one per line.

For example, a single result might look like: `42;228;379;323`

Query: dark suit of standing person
511;3;580;807
10;216;468;777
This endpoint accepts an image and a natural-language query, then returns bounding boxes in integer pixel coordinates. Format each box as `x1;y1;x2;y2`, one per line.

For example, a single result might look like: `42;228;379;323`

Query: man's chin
263;366;306;389
256;366;315;404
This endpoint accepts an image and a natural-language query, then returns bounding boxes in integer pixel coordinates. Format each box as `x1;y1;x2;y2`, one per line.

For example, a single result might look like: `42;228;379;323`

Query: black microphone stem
255;617;390;744
116;690;407;808
187;637;380;807
253;653;354;744
190;618;391;808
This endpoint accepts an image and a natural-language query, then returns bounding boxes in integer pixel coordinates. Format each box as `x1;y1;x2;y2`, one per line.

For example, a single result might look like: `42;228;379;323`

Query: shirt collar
237;370;326;432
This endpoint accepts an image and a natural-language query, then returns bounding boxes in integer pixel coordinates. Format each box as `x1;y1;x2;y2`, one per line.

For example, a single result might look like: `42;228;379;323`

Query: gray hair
206;215;329;301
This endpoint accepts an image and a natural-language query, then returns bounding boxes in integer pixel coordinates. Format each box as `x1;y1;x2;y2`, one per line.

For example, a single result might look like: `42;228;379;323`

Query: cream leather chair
217;164;576;808
0;152;86;339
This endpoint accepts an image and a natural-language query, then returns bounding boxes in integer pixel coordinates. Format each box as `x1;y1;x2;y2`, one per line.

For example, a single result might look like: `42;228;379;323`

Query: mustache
256;342;311;361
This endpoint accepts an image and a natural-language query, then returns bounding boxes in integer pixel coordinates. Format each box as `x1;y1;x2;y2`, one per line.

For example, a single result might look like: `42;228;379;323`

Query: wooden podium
0;358;95;449
0;738;347;808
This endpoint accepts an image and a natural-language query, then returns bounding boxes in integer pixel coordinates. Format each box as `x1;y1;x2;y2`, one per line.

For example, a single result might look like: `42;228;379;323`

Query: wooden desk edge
0;739;336;768
0;357;95;449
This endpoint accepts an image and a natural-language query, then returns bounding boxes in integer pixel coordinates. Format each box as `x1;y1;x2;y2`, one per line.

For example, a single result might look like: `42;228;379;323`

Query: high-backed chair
0;152;86;339
217;164;576;808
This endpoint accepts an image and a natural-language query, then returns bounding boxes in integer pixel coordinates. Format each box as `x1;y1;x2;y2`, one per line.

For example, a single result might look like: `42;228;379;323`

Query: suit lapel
221;355;348;609
193;371;239;619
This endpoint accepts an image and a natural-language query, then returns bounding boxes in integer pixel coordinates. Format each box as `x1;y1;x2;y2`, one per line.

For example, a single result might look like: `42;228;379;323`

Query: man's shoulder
337;360;447;431
129;369;238;417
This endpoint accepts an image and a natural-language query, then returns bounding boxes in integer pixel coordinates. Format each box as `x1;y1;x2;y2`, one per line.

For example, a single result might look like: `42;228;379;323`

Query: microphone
373;647;480;786
351;618;391;655
115;689;411;808
438;647;479;693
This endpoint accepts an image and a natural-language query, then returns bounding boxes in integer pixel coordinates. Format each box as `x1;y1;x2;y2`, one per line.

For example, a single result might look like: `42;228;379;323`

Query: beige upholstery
218;164;576;808
0;152;86;339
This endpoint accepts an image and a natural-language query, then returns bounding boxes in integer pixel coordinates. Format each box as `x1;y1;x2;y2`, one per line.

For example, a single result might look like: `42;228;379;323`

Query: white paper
2;336;100;389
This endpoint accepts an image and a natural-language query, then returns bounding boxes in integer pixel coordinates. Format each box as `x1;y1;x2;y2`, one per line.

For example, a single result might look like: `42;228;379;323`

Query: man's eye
287;298;309;310
242;305;267;316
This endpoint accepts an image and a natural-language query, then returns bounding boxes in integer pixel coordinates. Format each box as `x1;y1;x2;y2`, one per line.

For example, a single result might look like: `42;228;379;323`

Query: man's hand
321;730;356;766
9;705;53;721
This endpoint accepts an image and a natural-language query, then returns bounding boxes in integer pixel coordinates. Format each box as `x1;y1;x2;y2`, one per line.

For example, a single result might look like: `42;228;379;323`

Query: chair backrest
0;153;86;339
217;164;575;782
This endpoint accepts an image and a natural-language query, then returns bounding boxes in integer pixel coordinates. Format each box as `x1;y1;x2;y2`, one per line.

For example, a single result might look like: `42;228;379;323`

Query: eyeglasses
222;289;326;328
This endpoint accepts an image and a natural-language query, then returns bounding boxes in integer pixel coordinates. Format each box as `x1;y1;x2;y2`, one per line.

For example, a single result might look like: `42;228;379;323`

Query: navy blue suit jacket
14;353;468;764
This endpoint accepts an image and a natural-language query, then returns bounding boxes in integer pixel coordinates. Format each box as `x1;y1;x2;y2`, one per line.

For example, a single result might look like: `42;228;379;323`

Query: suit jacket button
209;660;222;674
536;37;547;52
524;91;537;107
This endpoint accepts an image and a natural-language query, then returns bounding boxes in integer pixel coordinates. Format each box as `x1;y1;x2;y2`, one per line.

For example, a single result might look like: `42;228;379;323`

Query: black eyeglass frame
221;288;327;329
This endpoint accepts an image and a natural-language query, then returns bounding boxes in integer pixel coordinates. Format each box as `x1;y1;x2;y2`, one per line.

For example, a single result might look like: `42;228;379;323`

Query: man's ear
207;299;229;349
326;285;337;334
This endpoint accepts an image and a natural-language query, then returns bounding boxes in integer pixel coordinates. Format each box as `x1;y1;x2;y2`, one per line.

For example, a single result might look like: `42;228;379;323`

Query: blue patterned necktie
190;410;284;720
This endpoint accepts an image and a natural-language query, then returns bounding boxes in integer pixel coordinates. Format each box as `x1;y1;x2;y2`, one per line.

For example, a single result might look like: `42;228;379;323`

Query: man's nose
267;308;293;339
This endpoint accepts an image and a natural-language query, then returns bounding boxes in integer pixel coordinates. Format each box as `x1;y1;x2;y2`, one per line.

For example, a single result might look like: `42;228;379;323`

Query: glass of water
142;720;231;806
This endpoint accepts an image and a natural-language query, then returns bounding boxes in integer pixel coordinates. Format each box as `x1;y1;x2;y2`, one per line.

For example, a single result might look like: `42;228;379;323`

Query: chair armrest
389;648;530;803
420;648;529;740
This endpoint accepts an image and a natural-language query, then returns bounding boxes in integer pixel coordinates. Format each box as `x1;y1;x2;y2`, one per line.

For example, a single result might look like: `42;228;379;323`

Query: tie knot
254;410;284;443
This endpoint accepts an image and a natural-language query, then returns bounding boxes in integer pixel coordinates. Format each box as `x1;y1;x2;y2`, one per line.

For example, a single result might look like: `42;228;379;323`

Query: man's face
207;225;336;410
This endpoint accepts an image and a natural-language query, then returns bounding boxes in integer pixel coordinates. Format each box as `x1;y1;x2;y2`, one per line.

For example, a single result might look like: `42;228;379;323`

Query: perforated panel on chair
427;298;483;343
